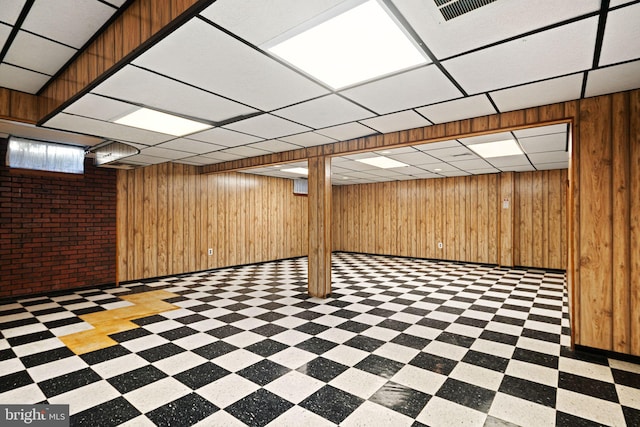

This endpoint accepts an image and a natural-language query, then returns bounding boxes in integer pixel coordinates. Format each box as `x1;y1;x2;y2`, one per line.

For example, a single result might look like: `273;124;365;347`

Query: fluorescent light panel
114;108;212;136
281;167;309;175
356;156;408;169
266;0;427;89
468;140;523;158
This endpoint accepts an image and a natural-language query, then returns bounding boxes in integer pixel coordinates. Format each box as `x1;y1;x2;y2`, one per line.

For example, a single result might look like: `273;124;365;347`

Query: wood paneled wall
572;91;640;355
514;170;568;270
332;170;566;269
116;164;308;282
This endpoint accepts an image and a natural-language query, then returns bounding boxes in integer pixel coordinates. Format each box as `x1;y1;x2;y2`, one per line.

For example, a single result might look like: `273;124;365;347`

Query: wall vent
434;0;497;21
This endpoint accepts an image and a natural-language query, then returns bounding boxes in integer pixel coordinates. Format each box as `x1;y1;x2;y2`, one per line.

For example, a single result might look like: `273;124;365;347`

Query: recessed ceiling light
281;167;309;175
434;168;442;172
356;155;408;169
114;108;212;136
468;140;523;158
265;0;427;89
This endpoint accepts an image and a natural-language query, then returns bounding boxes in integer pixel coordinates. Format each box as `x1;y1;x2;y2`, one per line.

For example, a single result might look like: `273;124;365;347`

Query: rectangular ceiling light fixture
468;140;523;158
265;0;428;89
281;167;309;175
356;155;408;169
114;108;212;136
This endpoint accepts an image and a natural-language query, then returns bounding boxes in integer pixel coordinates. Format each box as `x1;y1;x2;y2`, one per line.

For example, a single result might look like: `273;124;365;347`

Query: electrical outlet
207;248;213;256
438;242;443;249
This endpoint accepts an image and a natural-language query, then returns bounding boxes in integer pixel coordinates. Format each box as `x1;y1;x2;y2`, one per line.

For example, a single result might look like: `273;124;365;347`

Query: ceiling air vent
434;0;497;21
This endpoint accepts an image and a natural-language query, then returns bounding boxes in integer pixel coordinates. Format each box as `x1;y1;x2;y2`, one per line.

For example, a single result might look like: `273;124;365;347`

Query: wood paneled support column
308;156;332;298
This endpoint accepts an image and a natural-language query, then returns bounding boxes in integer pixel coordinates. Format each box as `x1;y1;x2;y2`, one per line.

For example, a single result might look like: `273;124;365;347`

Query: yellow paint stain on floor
59;290;179;355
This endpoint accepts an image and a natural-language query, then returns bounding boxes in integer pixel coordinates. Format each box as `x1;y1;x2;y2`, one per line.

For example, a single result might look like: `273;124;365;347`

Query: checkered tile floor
1;253;639;426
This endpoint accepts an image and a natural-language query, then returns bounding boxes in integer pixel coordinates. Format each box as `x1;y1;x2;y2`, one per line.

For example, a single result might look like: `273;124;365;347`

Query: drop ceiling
1;0;639;184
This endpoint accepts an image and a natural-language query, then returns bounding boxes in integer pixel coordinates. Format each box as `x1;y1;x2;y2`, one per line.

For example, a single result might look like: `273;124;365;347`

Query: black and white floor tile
1;253;639;426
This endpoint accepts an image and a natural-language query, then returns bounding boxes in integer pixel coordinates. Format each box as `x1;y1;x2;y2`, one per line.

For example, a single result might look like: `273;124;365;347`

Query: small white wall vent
293;178;308;195
434;0;497;21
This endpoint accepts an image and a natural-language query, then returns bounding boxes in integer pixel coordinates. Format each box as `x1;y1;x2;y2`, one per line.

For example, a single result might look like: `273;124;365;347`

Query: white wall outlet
438;242;443;249
207;248;213;256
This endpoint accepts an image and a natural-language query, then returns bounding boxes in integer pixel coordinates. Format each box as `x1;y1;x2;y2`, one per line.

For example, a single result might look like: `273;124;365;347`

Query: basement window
6;137;85;174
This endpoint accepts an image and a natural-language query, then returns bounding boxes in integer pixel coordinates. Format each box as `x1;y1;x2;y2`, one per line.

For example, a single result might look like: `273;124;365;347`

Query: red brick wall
0;138;117;298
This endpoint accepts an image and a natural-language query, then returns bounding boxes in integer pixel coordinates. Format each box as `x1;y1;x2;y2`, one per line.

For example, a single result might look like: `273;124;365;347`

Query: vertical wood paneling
630;90;640;356
611;92;630;353
143;166;157;278
579;96;613;350
499;172;515;266
308;156;332;298
117;166;309;283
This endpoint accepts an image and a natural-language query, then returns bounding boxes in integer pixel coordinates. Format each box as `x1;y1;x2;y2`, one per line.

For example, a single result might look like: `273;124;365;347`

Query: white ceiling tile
599;3;640;66
439;170;471;177
336;159;378;172
485;155;530;168
500;164;536;172
280;132;336;147
92;66;258;123
363;169;405;178
360;110;431;134
468;168;500;175
449;158;493;170
22;0;115;49
535;162;569;170
201;0;345;46
0;63;49;93
223;114;310;139
221;146;271;158
316;122;376;141
155;138;225;154
133;18;329;111
410;172;440;179
274;95;374;129
247;140;302;153
375;146;418;155
201;151;244;161
424;145;477;162
528;151;568;164
341;65;462;114
585;60;640;98
0;23;11;51
124;154;168;165
489;73;584;113
609;0;635;6
173;158;210;166
413;139;461;151
519;133;567;154
387;151;440;166
140;146;191;160
43;113;173;145
398;166;432;175
0;0;25;25
420;162;461;173
443;17;598;94
513;123;568;138
5;31;76;75
459;132;514;146
393;0;600;59
188;128;263;147
415;95;497;124
103;0;126;6
63;94;137;121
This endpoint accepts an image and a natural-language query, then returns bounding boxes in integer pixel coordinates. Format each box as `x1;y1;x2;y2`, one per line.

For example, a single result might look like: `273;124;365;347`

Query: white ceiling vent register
434;0;497;21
